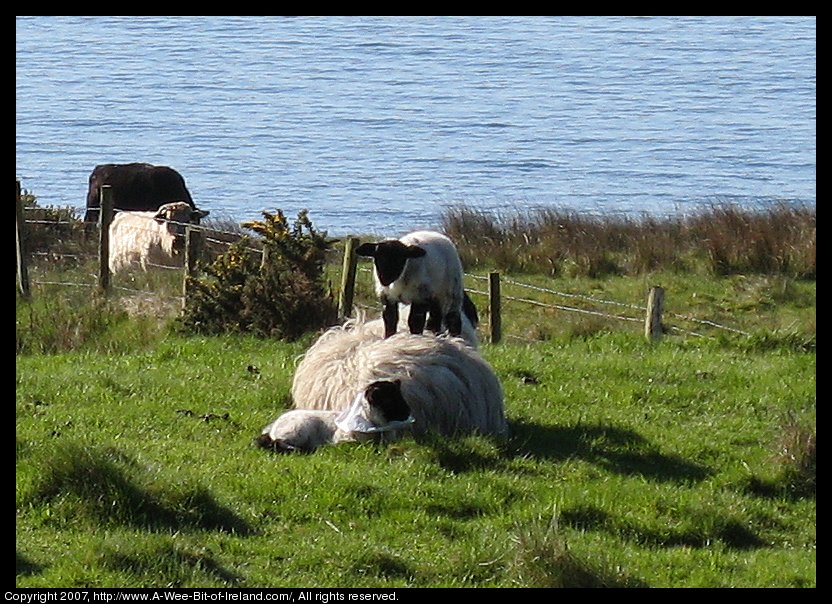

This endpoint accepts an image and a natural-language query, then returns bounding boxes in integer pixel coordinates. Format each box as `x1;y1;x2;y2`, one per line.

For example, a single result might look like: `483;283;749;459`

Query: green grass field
16;284;815;588
15;201;815;588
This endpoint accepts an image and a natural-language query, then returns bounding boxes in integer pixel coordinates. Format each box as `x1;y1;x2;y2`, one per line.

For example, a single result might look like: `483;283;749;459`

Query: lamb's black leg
444;310;462;337
382;298;399;338
408;302;429;335
425;298;443;333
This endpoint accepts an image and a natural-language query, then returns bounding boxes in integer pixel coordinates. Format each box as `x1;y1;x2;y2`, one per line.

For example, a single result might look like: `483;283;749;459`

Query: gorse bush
179;210;336;340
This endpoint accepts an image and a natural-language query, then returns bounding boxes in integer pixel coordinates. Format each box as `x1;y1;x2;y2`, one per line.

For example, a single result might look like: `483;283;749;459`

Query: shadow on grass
507;419;712;484
349;551;413;583
742;474;816;502
560;503;766;550
418;420;711;484
20;442;253;535
16;552;43;577
101;540;242;586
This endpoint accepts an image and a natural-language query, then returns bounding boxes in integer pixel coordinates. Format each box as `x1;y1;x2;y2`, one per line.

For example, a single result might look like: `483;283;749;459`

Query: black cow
83;163;197;223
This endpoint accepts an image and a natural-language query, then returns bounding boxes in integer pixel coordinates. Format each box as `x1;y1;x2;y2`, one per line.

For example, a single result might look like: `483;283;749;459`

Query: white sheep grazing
290;318;508;438
256;379;414;453
108;201;209;274
356;230;466;338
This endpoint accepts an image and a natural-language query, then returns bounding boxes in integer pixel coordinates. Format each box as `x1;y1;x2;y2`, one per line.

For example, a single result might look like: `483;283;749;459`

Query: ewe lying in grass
289;317;507;440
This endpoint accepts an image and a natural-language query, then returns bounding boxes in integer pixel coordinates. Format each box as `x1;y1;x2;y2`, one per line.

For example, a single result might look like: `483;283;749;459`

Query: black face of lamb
374;253;409;287
355;240;427;287
365;380;411;423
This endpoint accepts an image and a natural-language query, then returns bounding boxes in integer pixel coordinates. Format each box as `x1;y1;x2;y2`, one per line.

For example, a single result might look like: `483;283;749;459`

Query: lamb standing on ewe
108;201;209;274
356;230;467;338
256;379;414;453
289;318;508;438
363;310;480;349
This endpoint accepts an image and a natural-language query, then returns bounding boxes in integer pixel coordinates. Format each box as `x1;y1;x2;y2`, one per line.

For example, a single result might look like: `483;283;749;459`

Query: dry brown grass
442;202;816;279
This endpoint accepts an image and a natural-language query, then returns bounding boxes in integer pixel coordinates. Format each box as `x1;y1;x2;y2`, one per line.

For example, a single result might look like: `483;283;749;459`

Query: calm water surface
16;16;816;236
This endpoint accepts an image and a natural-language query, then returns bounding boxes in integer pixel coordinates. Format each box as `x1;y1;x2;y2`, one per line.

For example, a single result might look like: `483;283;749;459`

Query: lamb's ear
406;245;427;258
355;242;378;257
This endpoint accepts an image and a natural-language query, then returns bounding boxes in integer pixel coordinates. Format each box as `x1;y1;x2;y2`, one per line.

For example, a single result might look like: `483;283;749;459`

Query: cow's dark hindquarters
84;163;196;222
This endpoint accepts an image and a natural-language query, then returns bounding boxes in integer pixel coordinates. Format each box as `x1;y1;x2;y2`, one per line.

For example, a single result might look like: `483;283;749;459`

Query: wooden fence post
97;185;113;294
645;285;665;341
16;179;30;298
182;225;203;310
489;271;502;344
338;236;359;320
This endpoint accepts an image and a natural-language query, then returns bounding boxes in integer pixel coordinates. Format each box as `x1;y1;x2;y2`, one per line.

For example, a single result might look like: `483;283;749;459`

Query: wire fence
18;202;756;344
350;256;750;343
17;201;254;307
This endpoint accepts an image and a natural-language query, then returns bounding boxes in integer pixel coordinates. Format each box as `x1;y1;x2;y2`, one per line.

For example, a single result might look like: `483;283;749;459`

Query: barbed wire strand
501;276;646;312
23;216;752;338
664;313;751;336
502;293;643;323
344;261;747;336
30;280;95;288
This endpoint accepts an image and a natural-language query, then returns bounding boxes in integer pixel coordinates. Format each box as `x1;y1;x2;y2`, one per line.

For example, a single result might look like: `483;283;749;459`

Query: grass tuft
508;510;643;588
16;288;169;355
350;551;413;582
776;416;816;497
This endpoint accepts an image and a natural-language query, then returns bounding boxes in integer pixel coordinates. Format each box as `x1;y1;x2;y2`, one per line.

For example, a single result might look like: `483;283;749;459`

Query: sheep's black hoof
445;312;462;337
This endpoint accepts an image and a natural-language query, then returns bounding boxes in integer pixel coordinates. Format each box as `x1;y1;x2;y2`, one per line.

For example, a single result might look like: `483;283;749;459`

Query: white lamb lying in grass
256;379;414;453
